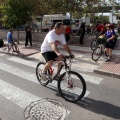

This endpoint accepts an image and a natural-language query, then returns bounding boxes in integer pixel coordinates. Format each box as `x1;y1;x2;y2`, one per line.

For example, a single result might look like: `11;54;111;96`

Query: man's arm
50;42;60;55
63;44;72;54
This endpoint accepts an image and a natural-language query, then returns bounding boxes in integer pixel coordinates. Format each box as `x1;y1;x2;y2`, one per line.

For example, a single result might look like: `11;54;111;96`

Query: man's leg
80;34;84;44
29;36;32;46
41;60;53;80
43;60;53;73
54;55;63;74
108;48;112;58
25;36;28;47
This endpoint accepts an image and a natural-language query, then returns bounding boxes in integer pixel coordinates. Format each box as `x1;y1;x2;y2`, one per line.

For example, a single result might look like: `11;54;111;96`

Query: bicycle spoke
92;46;102;61
58;71;86;102
36;62;50;86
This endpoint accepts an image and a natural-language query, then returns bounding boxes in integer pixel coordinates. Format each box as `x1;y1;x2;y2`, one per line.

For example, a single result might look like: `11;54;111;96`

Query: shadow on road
76;97;120;119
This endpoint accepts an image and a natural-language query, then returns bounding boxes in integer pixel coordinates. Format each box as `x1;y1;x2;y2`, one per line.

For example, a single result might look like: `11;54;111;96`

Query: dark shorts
105;42;115;49
42;51;58;62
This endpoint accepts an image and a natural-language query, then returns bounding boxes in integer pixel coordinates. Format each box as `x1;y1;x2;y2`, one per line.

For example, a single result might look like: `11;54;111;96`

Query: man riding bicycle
40;22;74;80
7;29;19;52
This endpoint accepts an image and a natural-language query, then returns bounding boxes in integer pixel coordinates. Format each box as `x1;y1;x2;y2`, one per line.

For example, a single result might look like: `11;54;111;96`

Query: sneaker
41;73;48;81
106;57;111;62
107;56;112;60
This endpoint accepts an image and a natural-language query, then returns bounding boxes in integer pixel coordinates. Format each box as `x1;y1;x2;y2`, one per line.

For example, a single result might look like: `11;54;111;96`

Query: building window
116;15;120;20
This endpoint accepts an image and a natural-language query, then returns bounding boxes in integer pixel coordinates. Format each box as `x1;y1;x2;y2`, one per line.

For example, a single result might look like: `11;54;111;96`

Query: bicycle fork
65;67;73;89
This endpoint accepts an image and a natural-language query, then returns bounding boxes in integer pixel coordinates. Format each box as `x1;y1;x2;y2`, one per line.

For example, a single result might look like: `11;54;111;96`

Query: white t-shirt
41;29;66;53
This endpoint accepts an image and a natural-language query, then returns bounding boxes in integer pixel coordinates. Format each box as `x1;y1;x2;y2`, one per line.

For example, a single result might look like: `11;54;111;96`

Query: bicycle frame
48;57;73;82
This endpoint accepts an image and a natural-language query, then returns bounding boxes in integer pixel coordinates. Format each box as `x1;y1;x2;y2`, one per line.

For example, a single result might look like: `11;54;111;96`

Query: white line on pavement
8;57;103;85
0;79;70;120
0;62;90;97
0;53;4;56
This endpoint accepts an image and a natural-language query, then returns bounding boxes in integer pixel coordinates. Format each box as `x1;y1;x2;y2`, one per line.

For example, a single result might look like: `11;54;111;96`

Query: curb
0;50;39;58
93;69;120;79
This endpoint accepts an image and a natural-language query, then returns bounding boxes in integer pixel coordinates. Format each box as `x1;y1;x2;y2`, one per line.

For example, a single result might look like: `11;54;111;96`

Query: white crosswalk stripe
0;53;4;56
0;62;91;97
0;56;104;120
0;79;70;120
8;57;103;85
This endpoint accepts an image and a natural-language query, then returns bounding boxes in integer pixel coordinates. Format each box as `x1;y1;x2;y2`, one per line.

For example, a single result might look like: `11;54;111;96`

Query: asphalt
0;34;120;78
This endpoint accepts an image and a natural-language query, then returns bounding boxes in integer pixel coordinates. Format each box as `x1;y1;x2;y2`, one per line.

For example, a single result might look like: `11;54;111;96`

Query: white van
39;14;76;32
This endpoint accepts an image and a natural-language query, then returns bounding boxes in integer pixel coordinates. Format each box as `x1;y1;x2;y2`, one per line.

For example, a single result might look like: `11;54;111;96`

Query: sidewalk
0;34;120;78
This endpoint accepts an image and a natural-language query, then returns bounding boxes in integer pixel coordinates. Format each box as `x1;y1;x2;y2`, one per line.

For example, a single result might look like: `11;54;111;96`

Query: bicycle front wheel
92;46;102;61
58;71;86;102
36;62;50;86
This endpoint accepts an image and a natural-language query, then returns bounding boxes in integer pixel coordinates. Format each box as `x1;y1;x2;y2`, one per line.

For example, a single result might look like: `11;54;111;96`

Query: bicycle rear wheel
58;71;86;102
2;44;11;53
36;62;50;86
91;39;98;50
2;44;8;52
92;46;102;61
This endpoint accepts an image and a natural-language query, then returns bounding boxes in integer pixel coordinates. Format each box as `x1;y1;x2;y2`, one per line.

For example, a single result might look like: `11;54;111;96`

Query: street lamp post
111;0;115;23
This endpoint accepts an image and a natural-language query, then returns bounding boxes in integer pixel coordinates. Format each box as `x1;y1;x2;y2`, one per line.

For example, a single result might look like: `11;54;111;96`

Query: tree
1;0;36;43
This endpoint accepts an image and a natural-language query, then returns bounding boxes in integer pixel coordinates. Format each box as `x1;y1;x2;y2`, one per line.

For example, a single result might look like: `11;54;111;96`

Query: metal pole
112;0;113;23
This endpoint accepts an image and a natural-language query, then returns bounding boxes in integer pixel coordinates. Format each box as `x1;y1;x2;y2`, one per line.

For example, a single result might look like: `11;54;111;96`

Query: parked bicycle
36;55;86;102
2;39;19;54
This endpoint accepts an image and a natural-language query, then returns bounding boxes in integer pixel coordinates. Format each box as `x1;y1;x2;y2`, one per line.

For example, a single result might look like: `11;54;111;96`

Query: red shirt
96;24;104;32
65;27;71;34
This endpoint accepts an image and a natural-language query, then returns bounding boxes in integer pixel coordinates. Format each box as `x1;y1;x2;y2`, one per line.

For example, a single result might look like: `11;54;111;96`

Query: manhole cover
24;98;67;120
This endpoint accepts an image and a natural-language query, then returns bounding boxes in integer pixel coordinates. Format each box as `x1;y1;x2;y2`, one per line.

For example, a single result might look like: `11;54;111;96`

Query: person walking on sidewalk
104;24;116;60
25;22;32;47
79;22;85;44
40;22;74;80
65;24;71;43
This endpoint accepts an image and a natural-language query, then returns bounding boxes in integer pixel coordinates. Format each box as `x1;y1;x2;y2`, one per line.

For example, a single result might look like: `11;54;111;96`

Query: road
0;51;120;120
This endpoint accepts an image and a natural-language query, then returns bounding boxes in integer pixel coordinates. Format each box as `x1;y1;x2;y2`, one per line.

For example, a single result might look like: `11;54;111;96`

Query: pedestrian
104;24;116;60
25;22;32;47
65;24;71;43
79;22;85;44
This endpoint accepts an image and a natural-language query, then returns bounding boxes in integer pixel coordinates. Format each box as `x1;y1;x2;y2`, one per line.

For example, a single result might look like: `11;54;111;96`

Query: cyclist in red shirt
94;22;105;36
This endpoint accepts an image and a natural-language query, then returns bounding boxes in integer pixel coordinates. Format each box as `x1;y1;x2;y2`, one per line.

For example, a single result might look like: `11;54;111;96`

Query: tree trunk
17;28;19;44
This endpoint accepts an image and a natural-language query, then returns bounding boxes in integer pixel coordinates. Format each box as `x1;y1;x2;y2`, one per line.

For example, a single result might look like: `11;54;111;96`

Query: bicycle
91;38;98;50
36;55;86;102
2;39;19;54
91;38;108;61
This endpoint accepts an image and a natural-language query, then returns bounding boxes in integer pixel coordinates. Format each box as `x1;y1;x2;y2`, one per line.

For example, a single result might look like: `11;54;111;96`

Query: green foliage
1;0;36;28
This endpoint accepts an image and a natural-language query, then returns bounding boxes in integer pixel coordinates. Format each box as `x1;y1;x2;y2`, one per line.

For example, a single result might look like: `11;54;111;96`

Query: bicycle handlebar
64;55;74;59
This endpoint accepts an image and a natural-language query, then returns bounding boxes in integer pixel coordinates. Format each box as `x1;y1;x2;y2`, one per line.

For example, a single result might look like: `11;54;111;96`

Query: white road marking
0;62;90;97
0;79;70;120
8;57;103;85
0;53;4;56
